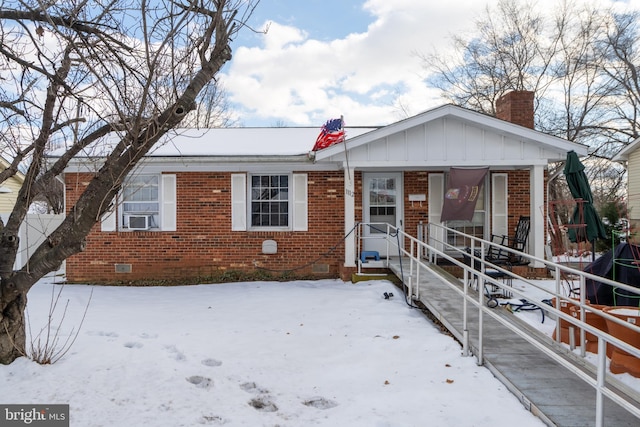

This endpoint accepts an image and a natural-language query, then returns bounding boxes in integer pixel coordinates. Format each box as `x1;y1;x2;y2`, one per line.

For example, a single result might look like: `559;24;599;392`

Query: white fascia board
63;155;341;175
315;104;588;160
613;137;640;161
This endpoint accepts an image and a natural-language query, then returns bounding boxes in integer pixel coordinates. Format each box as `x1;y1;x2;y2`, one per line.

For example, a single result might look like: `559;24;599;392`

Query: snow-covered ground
0;277;547;427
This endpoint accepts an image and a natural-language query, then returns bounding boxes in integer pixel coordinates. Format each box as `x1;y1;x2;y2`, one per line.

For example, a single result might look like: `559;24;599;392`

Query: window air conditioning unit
127;215;150;231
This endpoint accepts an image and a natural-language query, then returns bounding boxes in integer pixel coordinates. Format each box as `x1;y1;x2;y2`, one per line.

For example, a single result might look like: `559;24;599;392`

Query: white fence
0;213;65;271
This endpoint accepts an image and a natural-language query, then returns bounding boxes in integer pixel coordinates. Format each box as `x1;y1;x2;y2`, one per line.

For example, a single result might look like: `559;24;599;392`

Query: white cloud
220;0;640;127
262;21;307;50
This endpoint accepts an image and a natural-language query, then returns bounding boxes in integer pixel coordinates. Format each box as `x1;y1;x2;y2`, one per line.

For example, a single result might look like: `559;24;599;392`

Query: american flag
312;117;345;151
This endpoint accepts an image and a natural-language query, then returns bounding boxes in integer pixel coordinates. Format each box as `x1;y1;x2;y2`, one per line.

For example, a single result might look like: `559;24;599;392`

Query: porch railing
355;221;640;427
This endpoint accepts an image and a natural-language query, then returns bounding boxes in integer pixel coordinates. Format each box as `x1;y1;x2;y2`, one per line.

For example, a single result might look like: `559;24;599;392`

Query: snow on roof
152;128;316;156
51;127;378;158
154;128;299;156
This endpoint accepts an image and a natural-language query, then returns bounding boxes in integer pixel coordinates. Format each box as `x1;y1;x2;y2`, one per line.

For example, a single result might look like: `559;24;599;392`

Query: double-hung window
122;175;160;229
231;173;307;232
251;175;289;227
101;173;176;232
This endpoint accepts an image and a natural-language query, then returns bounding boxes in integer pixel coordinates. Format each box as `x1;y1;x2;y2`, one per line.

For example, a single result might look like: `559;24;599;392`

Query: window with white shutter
100;173;176;232
232;173;307;231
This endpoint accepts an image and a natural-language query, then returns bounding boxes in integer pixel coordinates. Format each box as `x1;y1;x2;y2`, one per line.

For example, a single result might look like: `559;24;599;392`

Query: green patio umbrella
563;150;607;247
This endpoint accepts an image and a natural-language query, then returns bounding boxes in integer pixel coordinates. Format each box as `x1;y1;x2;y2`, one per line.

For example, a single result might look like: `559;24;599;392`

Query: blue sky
238;0;372;46
220;0;640;128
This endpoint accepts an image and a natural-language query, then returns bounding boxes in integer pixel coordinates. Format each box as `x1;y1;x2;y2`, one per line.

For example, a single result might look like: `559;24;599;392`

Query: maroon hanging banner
440;168;489;222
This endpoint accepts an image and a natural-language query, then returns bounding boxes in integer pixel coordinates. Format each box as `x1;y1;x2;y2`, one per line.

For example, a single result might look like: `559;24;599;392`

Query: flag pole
340;115;351;182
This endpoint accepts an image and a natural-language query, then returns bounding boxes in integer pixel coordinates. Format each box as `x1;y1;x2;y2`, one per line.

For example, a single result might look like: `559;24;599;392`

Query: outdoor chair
486;215;530;267
463;247;513;307
463;216;531;307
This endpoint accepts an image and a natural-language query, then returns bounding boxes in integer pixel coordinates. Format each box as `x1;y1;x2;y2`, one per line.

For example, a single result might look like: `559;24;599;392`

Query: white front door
363;172;403;257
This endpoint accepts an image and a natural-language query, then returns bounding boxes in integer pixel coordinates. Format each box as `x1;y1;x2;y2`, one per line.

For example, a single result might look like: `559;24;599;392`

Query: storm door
362;173;403;257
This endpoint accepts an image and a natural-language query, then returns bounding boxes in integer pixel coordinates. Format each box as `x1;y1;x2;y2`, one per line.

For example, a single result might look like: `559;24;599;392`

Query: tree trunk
0;0;243;365
0;283;27;364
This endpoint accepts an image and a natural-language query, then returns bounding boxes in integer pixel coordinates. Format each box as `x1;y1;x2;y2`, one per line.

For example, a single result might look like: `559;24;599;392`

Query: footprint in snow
164;345;186;361
187;375;213;389
200;414;227;424
239;381;268;394
201;358;222;367
87;331;118;338
303;397;338;410
248;397;278;412
139;332;158;339
123;341;143;349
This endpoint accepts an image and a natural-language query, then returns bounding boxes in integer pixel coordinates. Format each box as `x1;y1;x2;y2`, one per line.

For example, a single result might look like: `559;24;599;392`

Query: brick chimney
495;91;534;129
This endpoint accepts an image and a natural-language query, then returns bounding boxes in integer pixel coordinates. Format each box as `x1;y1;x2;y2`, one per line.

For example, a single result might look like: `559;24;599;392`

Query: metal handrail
355;221;640;426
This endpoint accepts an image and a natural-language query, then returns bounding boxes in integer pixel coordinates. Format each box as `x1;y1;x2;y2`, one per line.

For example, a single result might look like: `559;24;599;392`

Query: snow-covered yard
0;277;547;426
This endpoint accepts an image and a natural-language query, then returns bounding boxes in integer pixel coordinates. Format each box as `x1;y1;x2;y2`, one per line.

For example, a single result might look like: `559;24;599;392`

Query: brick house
61;91;588;284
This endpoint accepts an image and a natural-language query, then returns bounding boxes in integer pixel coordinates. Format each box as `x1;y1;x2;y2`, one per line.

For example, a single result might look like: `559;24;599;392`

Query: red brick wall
65;171;348;283
65;168;540;283
403;171;430;236
495;170;531;233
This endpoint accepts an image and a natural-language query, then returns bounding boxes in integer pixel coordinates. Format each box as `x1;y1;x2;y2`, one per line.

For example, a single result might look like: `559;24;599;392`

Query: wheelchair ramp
387;256;640;427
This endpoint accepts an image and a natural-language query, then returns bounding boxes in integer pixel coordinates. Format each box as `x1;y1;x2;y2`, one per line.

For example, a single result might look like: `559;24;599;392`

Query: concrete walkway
385;257;640;427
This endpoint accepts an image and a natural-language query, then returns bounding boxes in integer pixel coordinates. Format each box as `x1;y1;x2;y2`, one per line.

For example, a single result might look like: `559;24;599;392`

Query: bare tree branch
0;0;260;364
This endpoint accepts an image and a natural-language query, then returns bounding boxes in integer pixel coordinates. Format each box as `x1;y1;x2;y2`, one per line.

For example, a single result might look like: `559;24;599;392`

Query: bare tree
30;176;64;214
421;0;557;116
182;80;237;128
421;0;632;209
0;0;261;365
597;11;640;148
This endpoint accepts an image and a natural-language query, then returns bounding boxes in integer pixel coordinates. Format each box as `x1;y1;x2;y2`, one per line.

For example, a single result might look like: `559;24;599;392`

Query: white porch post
530;165;545;267
344;167;356;267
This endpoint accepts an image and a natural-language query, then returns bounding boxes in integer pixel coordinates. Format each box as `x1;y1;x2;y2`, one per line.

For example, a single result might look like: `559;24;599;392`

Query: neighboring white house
1;157;65;271
614;138;640;231
0;156;25;213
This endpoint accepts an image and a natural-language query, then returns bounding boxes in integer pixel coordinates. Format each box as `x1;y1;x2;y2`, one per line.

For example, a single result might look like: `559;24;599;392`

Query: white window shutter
161;174;177;231
491;173;508;237
428;173;445;251
292;173;308;231
101;204;116;232
428;173;444;224
231;174;247;231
